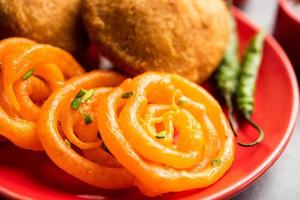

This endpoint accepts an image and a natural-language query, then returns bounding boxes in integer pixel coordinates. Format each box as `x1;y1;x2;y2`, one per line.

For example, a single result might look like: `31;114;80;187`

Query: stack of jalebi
0;37;234;196
37;71;234;195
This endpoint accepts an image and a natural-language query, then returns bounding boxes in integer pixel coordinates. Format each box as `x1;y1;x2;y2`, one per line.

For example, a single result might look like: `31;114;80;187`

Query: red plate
0;8;298;200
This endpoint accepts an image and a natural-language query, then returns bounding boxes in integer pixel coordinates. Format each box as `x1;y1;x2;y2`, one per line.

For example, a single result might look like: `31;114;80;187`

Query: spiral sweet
0;37;235;196
0;38;84;150
97;72;234;196
37;71;134;189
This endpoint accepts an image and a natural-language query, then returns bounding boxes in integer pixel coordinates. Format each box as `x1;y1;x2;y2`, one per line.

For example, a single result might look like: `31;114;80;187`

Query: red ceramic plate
0;8;298;200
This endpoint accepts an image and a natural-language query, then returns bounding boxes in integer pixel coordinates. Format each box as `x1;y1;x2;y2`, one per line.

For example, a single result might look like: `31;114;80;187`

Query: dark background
234;0;300;199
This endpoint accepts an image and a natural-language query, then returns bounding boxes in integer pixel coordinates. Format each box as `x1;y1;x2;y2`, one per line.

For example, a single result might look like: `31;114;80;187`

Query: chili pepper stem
224;94;238;136
237;117;264;147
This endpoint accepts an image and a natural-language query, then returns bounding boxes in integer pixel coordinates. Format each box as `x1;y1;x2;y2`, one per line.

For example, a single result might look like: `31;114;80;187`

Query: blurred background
233;0;300;199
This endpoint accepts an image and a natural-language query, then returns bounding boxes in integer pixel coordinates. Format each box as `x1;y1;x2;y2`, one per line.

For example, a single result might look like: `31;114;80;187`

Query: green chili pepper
236;31;266;147
215;16;240;135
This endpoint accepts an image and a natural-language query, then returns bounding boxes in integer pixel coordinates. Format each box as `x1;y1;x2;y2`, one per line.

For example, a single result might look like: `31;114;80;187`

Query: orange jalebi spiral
97;72;235;196
37;71;134;189
0;38;234;196
0;38;85;150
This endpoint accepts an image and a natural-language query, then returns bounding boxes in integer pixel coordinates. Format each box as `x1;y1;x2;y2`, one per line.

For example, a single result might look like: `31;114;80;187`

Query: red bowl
0;136;6;143
273;0;300;73
0;8;299;200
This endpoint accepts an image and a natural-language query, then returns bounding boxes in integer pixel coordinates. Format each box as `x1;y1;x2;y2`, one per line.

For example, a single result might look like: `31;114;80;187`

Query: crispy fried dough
0;0;87;52
83;0;229;82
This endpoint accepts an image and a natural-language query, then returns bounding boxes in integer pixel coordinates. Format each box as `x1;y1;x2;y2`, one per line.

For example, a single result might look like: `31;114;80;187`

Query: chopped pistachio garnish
84;114;93;125
75;89;87;98
22;68;35;80
121;91;133;99
155;132;167;139
81;89;94;102
71;89;94;110
211;159;222;166
71;97;81;110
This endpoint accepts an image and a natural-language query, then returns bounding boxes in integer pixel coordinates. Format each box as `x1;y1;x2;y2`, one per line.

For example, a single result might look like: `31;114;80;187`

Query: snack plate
0;8;298;200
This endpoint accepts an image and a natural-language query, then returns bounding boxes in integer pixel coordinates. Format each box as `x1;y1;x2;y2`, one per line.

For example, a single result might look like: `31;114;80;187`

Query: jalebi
0;38;84;150
37;71;134;189
97;72;234;196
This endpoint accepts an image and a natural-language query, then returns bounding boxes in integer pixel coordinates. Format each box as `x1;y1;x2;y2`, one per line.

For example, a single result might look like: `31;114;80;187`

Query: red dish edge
204;7;300;200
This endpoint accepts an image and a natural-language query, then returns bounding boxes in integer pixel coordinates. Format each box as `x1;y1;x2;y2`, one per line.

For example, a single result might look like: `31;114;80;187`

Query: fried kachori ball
0;0;87;52
82;0;230;82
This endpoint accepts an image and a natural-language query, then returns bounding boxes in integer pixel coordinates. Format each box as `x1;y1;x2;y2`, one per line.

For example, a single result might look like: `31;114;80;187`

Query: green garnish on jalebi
81;89;94;102
75;89;87;98
84;114;93;125
121;91;133;99
155;132;167;139
22;68;35;80
211;159;222;166
71;89;94;110
71;97;81;110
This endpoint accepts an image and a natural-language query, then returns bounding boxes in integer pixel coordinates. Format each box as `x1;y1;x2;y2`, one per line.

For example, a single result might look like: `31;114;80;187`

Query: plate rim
0;7;299;200
201;7;300;200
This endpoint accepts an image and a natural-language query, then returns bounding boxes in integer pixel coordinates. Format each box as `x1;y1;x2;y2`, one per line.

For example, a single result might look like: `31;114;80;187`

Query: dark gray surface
233;0;300;200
